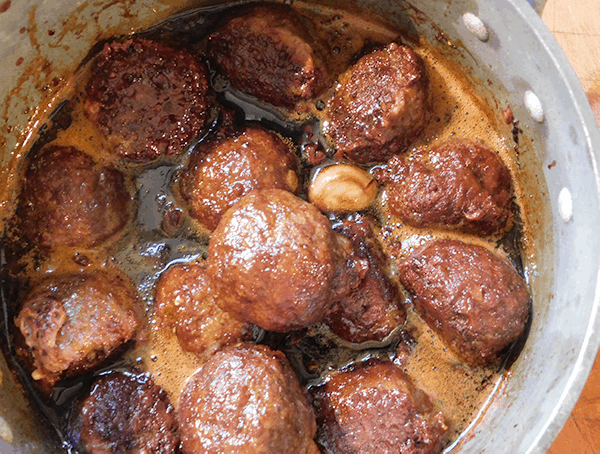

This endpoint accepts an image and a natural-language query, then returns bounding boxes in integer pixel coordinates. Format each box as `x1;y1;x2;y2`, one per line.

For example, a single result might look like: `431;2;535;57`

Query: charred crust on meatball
16;145;131;249
207;189;360;332
207;4;330;108
324;216;406;343
326;42;430;164
398;239;530;366
71;371;179;453
178;125;299;231
84;38;215;163
383;138;514;237
14;272;139;390
179;343;317;454
155;261;254;356
313;362;448;453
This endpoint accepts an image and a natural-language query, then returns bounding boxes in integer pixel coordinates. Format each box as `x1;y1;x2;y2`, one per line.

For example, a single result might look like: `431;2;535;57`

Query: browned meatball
208;189;358;333
384;138;513;236
324;216;406;343
179;343;318;454
398;239;530;366
14;272;138;388
17;145;130;249
325;43;429;164
155;261;254;355
85;38;214;163
313;363;447;454
207;4;329;108
73;372;179;454
179;125;299;231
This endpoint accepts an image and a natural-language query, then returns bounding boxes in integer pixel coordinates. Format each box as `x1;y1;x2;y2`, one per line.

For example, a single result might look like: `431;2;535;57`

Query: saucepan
0;0;598;452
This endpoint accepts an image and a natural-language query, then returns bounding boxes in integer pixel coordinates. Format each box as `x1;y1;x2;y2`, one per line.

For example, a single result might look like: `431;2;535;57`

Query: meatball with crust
14;272;138;389
17;145;130;249
313;363;447;454
85;38;214;163
179;125;299;231
398;239;530;366
72;372;179;454
208;189;359;333
326;42;430;164
384;138;513;236
179;343;318;454
208;4;329;108
325;216;406;343
155;261;254;356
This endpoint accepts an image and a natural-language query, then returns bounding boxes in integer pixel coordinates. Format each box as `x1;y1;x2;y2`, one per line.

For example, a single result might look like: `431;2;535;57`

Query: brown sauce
0;1;531;452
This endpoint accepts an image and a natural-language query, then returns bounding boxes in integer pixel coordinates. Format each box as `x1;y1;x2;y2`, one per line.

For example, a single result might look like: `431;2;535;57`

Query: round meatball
208;4;329;108
208;189;357;332
155;261;254;356
85;38;214;163
179;125;299;231
313;363;447;454
325;216;406;343
179;343;317;454
73;372;179;453
14;272;138;388
325;42;429;164
384;138;513;236
17;145;130;249
398;239;530;366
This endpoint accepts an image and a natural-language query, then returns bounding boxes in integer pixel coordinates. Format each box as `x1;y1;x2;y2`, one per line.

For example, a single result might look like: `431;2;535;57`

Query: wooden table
542;0;600;451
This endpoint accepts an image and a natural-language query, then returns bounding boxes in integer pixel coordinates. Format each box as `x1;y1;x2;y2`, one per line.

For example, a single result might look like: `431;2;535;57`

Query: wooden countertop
542;0;600;451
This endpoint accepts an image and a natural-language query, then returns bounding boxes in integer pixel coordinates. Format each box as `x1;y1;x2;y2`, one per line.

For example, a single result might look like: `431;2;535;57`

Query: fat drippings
1;1;530;451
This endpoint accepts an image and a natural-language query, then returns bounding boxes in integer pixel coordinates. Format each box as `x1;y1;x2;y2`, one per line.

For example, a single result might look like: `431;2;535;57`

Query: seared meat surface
179;343;318;454
85;38;214;163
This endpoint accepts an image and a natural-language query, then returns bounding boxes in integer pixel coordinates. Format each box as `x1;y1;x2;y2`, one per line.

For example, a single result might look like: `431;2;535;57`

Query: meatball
179;343;318;454
85;38;214;163
14;272;138;388
325;42;429;164
72;372;179;454
324;216;406;343
313;363;447;454
208;189;359;332
208;4;329;108
155;261;254;355
398;239;530;366
17;145;130;249
179;125;299;231
384;138;513;236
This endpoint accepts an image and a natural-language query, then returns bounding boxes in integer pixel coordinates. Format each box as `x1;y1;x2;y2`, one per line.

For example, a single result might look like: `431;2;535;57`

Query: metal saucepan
0;0;598;452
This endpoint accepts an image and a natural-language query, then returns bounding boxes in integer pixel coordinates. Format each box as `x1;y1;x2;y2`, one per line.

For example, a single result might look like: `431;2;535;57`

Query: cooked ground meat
72;371;179;454
208;189;359;332
324;216;406;343
179;343;318;454
383;138;513;236
17;145;130;249
398;239;530;366
155;261;254;356
207;4;329;108
179;125;299;231
313;362;447;453
85;38;214;163
14;272;138;389
325;42;430;164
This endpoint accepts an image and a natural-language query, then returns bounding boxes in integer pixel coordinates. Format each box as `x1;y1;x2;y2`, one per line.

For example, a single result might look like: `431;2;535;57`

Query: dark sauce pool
0;1;531;452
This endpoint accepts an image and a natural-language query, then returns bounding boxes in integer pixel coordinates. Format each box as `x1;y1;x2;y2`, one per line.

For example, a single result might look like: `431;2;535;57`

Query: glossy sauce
0;1;530;452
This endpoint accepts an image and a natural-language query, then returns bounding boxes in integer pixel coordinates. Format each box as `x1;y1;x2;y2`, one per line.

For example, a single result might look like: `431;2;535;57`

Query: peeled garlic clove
309;164;378;213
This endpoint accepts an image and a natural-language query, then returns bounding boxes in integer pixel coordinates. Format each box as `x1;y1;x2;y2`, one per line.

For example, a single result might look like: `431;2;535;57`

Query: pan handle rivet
524;90;545;123
463;13;489;42
558;187;573;222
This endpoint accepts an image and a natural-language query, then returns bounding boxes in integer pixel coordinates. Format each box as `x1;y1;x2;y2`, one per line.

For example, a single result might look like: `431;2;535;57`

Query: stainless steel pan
0;0;598;452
